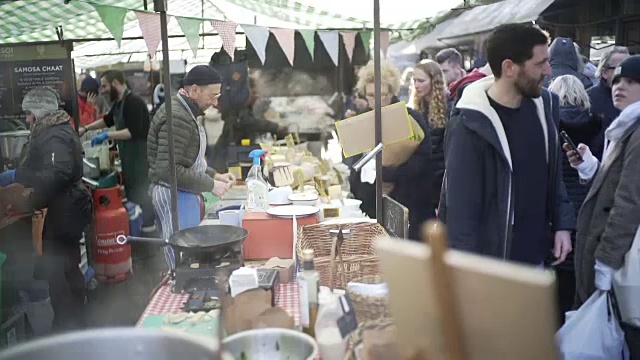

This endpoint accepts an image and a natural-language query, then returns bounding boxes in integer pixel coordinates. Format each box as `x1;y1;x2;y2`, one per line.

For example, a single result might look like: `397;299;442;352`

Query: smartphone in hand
560;131;582;161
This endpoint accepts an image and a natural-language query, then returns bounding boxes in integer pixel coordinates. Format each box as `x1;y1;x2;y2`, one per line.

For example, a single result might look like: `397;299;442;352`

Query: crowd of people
346;23;639;356
0;18;638;354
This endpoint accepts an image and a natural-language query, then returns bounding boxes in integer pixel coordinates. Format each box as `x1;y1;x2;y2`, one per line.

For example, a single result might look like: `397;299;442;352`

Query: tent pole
156;1;180;235
373;0;383;223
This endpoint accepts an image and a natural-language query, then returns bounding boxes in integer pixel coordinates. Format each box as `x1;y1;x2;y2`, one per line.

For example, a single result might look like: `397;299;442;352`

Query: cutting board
377;237;558;360
140;313;220;338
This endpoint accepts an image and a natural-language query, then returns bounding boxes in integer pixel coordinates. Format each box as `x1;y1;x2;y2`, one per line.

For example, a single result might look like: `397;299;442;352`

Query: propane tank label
96;230;126;256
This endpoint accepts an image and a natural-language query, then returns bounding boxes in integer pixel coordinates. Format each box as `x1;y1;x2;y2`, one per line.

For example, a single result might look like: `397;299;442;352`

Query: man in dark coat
544;37;593;89
443;24;576;266
587;46;630;158
0;87;92;331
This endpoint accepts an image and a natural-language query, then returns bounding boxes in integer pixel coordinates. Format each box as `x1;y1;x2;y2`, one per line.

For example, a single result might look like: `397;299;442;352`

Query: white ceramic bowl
288;192;319;206
331;198;363;213
268;186;293;205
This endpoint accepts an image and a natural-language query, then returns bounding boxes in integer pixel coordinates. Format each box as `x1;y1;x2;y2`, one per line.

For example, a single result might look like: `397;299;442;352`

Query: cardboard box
263;258;296;283
335;102;415;158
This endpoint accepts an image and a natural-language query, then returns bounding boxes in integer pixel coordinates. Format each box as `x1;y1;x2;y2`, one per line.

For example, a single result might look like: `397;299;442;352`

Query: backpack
209;51;251;113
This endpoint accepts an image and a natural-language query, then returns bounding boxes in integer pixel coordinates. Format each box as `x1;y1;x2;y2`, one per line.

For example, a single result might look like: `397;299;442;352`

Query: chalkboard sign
382;194;409;239
0;42;77;125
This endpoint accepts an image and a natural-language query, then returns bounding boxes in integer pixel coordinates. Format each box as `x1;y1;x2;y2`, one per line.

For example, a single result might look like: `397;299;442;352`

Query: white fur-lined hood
455;76;550;170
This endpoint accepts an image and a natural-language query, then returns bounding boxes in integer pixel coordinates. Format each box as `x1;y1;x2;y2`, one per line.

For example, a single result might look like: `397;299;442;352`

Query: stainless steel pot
0;328;220;360
222;328;319;360
0;131;30;164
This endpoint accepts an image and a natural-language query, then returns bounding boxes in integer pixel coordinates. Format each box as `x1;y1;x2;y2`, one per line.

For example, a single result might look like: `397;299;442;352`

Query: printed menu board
0;42;76;126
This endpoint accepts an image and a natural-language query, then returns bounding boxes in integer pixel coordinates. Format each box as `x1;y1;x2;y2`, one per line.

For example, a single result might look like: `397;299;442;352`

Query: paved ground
85;242;167;328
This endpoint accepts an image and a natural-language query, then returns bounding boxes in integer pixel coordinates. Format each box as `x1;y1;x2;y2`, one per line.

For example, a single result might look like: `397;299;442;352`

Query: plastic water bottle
246;149;269;212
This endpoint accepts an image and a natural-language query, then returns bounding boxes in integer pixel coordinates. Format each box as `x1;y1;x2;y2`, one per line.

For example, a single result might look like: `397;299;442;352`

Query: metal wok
116;224;248;253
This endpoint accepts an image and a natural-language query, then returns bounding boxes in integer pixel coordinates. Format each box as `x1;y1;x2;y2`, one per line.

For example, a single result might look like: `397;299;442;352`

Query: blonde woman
549;75;602;216
347;59;433;240
411;59;448;214
549;74;602;319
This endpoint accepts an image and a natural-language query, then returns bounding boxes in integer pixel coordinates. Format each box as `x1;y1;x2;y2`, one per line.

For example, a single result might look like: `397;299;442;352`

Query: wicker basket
296;222;388;289
347;275;391;323
345;317;396;360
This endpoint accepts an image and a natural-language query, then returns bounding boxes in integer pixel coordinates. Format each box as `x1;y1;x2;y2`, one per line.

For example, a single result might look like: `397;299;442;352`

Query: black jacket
557;105;601;270
15;111;92;244
558;105;602;216
348;99;433;239
418;103;446;212
544;37;593;89
587;81;620;159
441;77;576;262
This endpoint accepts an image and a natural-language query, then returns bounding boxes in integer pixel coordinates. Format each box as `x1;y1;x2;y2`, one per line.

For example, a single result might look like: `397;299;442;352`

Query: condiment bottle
299;249;320;337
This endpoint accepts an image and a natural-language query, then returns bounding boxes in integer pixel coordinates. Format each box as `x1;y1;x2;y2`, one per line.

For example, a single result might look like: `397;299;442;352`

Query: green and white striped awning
0;0;439;44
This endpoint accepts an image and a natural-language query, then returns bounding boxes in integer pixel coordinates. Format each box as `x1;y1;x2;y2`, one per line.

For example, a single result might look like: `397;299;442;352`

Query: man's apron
152;96;207;269
113;90;153;226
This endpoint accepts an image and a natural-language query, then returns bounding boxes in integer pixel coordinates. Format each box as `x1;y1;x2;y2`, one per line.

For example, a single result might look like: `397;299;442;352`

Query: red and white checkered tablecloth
138;282;301;325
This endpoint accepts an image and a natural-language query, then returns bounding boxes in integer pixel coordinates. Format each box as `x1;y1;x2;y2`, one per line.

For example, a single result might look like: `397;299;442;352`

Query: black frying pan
116;224;249;252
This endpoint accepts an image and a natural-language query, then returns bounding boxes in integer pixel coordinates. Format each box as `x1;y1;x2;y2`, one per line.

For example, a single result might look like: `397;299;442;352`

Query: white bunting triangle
242;24;270;64
318;31;339;66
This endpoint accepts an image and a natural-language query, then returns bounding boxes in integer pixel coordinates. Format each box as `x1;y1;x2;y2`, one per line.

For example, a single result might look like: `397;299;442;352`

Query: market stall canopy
0;0;460;68
0;0;458;44
393;0;556;55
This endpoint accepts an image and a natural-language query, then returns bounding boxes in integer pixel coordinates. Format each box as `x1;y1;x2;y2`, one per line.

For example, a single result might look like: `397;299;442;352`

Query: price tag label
323;207;340;219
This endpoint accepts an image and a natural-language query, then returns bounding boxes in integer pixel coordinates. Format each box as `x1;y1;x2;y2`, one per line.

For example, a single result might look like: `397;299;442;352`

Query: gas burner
172;246;243;294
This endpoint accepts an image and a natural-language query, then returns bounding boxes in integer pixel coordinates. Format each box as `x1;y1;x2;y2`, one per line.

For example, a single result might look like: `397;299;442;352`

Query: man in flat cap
147;65;235;269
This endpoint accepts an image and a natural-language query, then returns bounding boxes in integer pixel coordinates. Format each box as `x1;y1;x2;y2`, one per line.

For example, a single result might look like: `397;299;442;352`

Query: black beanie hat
80;76;100;94
613;55;640;85
182;65;223;86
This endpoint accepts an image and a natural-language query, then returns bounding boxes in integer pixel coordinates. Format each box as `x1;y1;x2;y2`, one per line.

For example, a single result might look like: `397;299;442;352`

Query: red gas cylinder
92;186;132;283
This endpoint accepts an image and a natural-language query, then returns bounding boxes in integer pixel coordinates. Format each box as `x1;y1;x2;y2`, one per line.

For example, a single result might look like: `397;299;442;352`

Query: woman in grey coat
565;55;640;356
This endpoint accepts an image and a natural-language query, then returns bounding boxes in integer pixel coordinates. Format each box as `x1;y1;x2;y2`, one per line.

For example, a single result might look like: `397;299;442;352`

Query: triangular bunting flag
359;31;372;57
241;24;270;65
318;31;339;66
381;31;390;57
270;28;296;66
299;30;315;60
211;20;238;61
135;12;163;59
341;32;357;63
93;4;128;47
177;17;202;57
